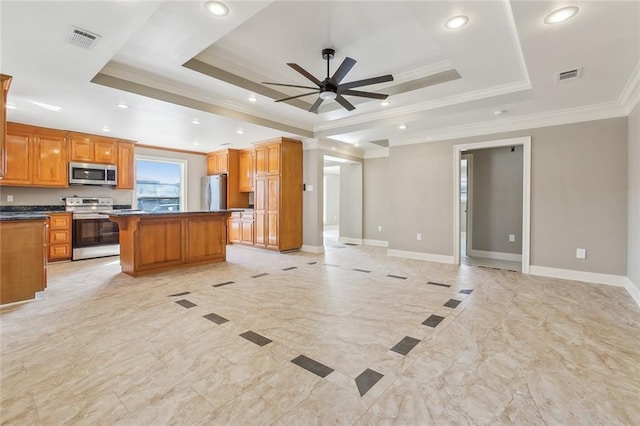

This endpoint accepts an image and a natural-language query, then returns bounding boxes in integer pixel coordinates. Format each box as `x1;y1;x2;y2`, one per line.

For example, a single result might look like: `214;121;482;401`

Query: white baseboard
469;249;522;262
300;245;324;254
338;237;363;244
625;278;640;307
363;239;388;247
387;249;455;264
529;265;627;287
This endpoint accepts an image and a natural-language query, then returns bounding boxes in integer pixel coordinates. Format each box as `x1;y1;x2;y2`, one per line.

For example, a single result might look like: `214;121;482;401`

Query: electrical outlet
378;226;382;232
509;234;515;242
576;248;587;259
416;233;422;241
6;195;13;202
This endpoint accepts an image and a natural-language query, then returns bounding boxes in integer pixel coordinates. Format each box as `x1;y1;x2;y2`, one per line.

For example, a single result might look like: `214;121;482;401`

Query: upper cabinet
116;141;135;190
69;132;116;164
206;150;230;174
1;123;67;188
239;148;255;192
0;74;12;179
255;142;281;176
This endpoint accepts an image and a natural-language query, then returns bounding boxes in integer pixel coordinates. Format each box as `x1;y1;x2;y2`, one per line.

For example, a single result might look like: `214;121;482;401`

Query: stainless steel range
65;197;119;260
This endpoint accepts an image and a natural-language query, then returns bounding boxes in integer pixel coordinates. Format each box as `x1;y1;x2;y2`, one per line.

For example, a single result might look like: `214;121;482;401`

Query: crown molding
364;148;389;159
390;100;628;148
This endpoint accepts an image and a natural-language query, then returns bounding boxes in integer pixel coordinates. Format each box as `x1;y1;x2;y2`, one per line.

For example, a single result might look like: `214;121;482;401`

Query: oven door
72;215;120;259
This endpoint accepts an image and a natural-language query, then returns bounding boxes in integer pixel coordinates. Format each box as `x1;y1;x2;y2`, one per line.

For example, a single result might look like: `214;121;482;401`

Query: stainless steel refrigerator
202;174;227;210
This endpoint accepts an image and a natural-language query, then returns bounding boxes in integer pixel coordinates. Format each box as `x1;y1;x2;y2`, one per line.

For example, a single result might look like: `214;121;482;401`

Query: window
135;156;186;212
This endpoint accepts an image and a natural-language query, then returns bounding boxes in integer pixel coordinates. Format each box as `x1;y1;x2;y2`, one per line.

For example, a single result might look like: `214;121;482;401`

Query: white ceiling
2;1;639;156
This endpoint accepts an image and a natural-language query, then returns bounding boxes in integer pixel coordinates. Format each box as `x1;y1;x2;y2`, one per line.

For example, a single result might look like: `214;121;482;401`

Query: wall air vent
556;67;582;83
68;27;101;49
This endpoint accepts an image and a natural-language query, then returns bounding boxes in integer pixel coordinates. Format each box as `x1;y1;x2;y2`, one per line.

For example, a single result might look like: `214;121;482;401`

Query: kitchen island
107;210;231;277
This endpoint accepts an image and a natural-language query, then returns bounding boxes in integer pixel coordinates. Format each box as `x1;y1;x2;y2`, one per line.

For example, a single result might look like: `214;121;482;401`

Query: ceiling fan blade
339;74;394;90
287;63;322;86
340;89;388;100
335;94;356;111
330;57;356;85
275;91;319;102
263;82;319;90
309;97;324;113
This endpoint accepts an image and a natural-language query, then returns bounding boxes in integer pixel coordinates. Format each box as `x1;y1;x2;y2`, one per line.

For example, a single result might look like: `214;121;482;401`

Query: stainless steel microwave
69;162;117;186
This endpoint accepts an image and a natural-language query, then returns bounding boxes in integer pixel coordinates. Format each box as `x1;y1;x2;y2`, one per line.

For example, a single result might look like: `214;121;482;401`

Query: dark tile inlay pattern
387;274;407;280
390;336;421;356
175;299;196;309
291;355;334;378
213;281;234;288
324;264;340;267
444;299;462;308
168;291;191;297
307;261;317;265
251;273;269;279
355;368;384;397
240;330;272;347
282;266;298;271
427;281;451;288
344;243;358;246
353;268;371;273
422;314;445;328
459;289;474;295
203;312;229;325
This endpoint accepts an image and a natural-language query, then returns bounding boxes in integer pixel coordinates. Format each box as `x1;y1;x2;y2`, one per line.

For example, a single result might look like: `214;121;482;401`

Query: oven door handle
73;213;111;220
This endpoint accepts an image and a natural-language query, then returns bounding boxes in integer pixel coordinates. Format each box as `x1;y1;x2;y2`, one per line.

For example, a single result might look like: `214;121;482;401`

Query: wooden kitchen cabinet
0;74;12;179
47;212;72;261
116;141;135;189
253;138;302;251
1;123;67;188
206;150;229;174
69;132;116;164
238;148;255;192
206;148;249;208
228;210;254;245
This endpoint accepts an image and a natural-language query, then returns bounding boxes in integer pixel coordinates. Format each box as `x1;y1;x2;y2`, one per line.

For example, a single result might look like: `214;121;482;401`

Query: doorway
453;137;531;273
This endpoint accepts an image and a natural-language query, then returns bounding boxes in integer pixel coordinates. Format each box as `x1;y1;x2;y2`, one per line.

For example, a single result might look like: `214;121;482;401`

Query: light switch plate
6;195;13;202
576;248;587;259
509;234;515;242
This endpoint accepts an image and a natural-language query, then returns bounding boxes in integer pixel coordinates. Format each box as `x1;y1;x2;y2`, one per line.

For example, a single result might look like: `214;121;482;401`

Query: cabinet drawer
49;243;71;260
50;229;70;244
49;214;71;230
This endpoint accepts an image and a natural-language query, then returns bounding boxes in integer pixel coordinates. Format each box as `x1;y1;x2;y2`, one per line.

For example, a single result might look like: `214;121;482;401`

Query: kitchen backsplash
0;186;134;206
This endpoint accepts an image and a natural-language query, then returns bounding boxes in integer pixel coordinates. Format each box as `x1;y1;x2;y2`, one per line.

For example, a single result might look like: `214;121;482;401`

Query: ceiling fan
263;48;393;113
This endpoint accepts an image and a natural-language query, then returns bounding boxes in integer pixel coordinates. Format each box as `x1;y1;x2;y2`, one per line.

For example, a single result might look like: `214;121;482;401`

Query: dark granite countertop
0;205;131;213
105;210;232;217
0;213;49;221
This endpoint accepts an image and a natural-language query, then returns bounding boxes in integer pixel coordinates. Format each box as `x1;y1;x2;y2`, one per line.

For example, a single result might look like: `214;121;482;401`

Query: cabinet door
254;211;265;246
32;132;67;187
70;138;93;162
241;220;254;244
1;128;31;185
267;176;279;211
1;75;12;178
229;219;241;243
239;150;254;192
94;140;116;164
206;154;216;175
266;143;280;174
255;147;267;175
255;177;266;210
116;142;134;189
217;152;229;173
267;212;278;248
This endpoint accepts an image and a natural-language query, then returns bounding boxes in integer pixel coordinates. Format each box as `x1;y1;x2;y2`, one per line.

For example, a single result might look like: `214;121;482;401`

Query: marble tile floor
1;243;639;425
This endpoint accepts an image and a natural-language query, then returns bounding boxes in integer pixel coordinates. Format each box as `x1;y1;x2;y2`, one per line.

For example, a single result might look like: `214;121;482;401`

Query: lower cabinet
47;212;72;261
228;210;254;246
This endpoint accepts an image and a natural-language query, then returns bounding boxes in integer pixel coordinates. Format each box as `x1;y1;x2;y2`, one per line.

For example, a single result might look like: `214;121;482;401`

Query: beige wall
339;162;363;240
467;145;523;254
628;103;640;290
324;172;340;226
135;147;206;212
363;157;389;242
386;117;628;275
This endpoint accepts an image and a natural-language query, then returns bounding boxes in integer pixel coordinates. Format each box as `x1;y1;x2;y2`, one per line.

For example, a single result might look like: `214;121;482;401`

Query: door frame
452;136;531;273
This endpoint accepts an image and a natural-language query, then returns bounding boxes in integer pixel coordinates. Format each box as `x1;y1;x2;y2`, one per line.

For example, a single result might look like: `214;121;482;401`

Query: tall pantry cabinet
254;138;302;251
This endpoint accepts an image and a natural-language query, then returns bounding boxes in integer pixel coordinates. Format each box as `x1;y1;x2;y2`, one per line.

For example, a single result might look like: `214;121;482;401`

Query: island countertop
107;210;231;277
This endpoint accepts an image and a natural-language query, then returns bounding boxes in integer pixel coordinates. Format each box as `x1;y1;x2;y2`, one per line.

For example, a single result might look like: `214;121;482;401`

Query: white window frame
134;155;187;212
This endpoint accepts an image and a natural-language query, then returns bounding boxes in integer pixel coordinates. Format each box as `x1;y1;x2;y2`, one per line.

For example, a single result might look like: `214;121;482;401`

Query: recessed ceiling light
494;110;507;116
193;141;199;146
544;6;579;24
6;103;16;109
102;126;110;132
445;15;469;30
204;1;229;17
354;142;360;147
192;118;200;125
236;128;244;135
117;102;128;109
248;94;257;102
28;100;61;112
381;101;390;107
398;124;407;130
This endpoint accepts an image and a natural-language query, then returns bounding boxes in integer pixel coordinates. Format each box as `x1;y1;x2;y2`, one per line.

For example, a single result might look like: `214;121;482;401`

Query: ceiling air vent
68;27;101;49
370;139;389;148
220;142;231;146
556;67;582;83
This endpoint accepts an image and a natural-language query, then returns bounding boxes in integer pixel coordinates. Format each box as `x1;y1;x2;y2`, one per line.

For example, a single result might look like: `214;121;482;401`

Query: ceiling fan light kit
263;48;393;113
